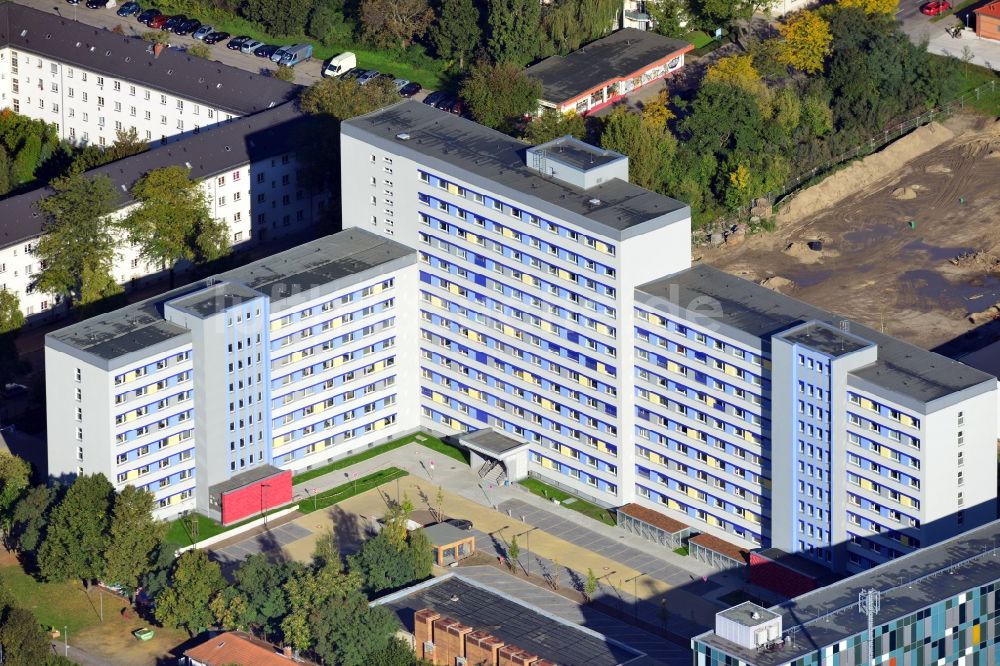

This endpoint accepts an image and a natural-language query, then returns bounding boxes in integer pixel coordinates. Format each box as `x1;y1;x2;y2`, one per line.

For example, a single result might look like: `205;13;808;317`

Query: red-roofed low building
975;0;1000;40
183;631;308;666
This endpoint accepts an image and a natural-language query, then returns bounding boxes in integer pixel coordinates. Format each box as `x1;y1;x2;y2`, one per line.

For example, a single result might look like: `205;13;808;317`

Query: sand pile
891;186;917;200
760;276;795;292
925;163;952;174
777;122;955;225
968;302;1000;325
782;242;822;263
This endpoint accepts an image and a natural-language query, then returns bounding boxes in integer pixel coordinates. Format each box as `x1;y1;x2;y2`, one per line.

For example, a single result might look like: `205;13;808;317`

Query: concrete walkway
210;438;747;638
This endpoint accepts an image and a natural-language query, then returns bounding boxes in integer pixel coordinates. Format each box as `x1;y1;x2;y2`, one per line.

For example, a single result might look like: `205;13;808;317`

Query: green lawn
673;546;689;556
291;432;468;485
686;30;714;49
165;505;293;548
935;54;1000;116
518;478;617;526
141;1;447;89
298;467;408;514
0;564;101;635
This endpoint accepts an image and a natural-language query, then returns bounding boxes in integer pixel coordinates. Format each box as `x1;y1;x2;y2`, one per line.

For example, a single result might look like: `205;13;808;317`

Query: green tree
600;106;676;190
0;147;12;196
487;0;540;65
34;173;119;307
37;474;114;584
361;0;434;48
154;549;226;636
300;77;401;119
122;165;229;276
583;567;598;601
241;0;314;36
311;589;399;666
430;0;482;70
0;453;31;527
350;528;432;594
0;605;50;666
307;0;357;47
649;0;687;39
273;64;296;82
8;484;58;559
837;0;898;13
507;535;520;573
462;61;542;133
282;558;364;653
67;129;148;176
103;485;165;601
209;587;250;631
10;133;41;185
0;289;27;387
234;554;298;638
539;0;620;56
523;110;586;144
687;0;764;28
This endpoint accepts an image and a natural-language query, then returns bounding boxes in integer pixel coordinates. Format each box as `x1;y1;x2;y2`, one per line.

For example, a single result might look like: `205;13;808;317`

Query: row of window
636;464;763;524
270;278;394;331
111;351;192;386
635;308;764;367
271;354;397;411
635;484;762;545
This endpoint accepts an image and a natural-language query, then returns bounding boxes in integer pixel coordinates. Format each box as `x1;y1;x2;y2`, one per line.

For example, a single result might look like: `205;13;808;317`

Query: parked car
227;35;251;50
253;44;281;58
357;70;380;86
174;18;201;35
448;99;466;116
322;51;356;78
137;8;160;24
86;0;110;8
392;78;409;91
276;43;313;67
433;94;456;110
203;31;229;44
116;2;141;17
920;0;950;14
192;24;214;40
341;66;366;80
66;0;81;4
444;518;473;531
423;90;447;107
148;14;170;29
240;39;264;54
162;14;186;31
399;81;422;98
269;45;291;63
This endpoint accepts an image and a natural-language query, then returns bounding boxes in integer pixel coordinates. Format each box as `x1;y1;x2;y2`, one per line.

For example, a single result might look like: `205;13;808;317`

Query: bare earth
700;115;1000;353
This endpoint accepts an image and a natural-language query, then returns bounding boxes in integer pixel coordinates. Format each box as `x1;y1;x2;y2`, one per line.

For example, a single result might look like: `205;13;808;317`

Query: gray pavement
211;522;311;564
457;565;690;666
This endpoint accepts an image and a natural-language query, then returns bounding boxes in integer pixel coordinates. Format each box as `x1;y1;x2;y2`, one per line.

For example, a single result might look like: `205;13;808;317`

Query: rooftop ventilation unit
588;198;601;206
396;132;411;141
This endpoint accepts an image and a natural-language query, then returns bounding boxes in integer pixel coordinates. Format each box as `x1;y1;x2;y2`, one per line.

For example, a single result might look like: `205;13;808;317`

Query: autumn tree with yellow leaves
778;11;833;74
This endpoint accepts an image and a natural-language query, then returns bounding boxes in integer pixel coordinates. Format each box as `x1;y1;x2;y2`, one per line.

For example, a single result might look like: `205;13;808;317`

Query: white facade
46;230;420;520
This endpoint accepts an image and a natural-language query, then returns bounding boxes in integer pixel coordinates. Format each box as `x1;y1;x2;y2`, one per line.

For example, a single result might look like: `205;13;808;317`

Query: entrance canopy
459;429;530;482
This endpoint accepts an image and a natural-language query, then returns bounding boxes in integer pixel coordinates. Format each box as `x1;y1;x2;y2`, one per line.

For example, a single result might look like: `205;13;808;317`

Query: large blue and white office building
47;101;997;573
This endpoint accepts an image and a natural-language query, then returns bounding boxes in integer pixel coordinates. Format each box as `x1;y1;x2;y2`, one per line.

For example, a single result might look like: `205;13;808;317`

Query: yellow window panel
540;321;554;333
270;320;282;331
557;269;571;280
126;411;137;423
860;479;874;491
667;499;681;511
502;227;515;238
447;183;459;195
147;384;158;395
667;361;682;373
686;487;700;499
374;420;386;431
706;514;720;527
900;496;914;507
467;233;479;244
126;469;139;480
541;457;554;469
559;445;572;457
432;393;446;404
169;494;181;505
724;364;739;376
291;351;303;362
973;625;981;644
900;414;916;427
860;398;876;411
166;435;178;446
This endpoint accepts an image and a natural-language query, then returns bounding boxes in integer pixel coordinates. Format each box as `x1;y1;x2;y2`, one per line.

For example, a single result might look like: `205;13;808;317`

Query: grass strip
518;478;617;526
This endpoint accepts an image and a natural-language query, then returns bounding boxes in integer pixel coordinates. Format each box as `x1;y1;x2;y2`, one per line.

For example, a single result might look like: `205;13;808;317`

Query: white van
322;51;357;78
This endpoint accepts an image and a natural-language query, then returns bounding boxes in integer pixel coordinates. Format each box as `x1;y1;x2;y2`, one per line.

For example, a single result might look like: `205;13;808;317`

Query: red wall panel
220;470;292;525
748;552;817;599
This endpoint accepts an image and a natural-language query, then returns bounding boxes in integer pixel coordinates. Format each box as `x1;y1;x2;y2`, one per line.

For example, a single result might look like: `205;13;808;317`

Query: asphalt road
14;0;324;85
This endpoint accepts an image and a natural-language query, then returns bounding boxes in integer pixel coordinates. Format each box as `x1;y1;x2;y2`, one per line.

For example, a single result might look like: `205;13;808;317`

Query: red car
920;0;951;16
148;14;171;29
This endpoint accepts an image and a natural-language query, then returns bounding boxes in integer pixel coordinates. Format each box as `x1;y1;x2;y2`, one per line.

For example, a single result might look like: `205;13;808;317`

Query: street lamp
513;526;539;576
260;483;272;529
63;626;68;657
624;573;645;620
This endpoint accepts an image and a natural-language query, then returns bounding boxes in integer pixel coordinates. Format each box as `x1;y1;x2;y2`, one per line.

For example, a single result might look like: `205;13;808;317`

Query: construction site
699;115;1000;368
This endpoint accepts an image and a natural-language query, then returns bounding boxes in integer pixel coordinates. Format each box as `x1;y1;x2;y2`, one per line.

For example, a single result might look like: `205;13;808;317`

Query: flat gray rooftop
168;282;263;318
376;575;643;666
525;28;692;104
208;464;284;503
529;136;622;170
422;522;471;547
342;101;689;239
778;322;871;358
718;602;779;628
47;229;414;362
637;264;994;403
695;519;1000;666
0;4;296;115
460;429;529;456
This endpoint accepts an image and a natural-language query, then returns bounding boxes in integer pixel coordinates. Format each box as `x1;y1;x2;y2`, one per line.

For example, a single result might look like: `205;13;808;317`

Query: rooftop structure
341;100;689;239
694;518;1000;666
0;4;295;116
637;263;994;404
375;574;645;666
47;229;412;366
525;28;693;115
